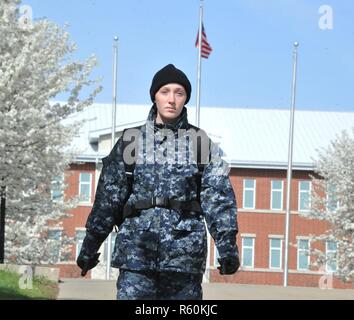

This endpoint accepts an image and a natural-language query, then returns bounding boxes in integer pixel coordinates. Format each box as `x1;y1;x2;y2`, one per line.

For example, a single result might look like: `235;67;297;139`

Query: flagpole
195;0;203;127
283;42;299;287
106;36;119;280
196;0;210;283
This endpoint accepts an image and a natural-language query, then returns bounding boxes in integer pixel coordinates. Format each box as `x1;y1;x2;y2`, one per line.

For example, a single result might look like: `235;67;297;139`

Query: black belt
122;197;202;220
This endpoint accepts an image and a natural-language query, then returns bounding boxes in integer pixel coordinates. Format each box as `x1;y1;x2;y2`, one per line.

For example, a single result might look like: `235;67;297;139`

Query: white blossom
300;129;354;283
0;0;102;265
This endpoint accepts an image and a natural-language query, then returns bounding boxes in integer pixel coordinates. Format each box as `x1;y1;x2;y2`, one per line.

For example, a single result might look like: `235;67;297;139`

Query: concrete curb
57;279;354;300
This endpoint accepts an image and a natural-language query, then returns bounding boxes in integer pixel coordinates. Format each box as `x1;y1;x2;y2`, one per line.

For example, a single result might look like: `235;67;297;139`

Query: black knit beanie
150;64;192;104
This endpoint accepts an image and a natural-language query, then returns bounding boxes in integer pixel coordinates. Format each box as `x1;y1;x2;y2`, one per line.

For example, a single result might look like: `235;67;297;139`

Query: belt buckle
155;197;168;208
151;197;156;207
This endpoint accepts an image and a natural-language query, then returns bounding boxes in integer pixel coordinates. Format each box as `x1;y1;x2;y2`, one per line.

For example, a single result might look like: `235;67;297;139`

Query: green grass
0;269;59;300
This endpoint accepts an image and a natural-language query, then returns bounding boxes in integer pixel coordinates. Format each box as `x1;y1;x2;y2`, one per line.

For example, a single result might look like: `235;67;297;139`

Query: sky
23;0;354;111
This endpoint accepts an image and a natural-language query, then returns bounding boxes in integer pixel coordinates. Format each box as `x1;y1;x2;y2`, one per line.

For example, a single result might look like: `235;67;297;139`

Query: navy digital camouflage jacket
83;104;239;274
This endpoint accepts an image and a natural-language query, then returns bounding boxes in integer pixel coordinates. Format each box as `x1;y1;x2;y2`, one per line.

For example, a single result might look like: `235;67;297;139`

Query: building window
243;179;256;209
327;184;339;212
102;232;117;263
298;181;311;211
79;173;92;203
214;245;221;267
269;238;282;269
297;239;310;270
48;229;62;263
241;237;255;268
326;241;337;273
51;175;64;202
75;230;86;260
271;180;283;210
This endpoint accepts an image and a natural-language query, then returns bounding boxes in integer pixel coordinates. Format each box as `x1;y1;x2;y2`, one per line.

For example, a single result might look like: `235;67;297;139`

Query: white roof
69;103;354;169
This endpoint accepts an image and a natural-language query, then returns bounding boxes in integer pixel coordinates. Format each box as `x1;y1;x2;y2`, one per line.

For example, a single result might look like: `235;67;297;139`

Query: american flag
195;23;213;59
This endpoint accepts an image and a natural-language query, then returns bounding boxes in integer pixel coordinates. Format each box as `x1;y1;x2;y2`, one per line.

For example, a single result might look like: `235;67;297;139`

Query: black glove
77;252;101;276
76;234;102;276
217;256;240;275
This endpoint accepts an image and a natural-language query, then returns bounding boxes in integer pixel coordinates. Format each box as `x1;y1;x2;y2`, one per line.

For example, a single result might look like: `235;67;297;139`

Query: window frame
51;174;64;202
297;238;310;271
298;181;311;212
326;184;339;212
325;241;337;273
241;237;255;268
79;172;92;204
269;238;283;270
270;180;283;211
75;229;86;260
243;179;256;210
47;228;63;264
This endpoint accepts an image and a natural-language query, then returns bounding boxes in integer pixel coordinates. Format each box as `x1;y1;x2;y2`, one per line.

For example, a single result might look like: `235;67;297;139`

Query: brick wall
209;269;353;289
207;167;354;289
56;264;92;279
62;163;96;261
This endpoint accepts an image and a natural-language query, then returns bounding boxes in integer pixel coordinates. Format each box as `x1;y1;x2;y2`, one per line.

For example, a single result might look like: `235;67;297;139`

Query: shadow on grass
0;287;38;300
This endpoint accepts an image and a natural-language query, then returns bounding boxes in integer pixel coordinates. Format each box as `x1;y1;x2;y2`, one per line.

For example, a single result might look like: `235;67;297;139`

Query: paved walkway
58;279;354;300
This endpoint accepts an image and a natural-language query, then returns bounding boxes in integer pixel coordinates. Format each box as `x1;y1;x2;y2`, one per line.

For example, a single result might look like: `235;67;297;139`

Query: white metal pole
283;42;299;287
106;36;118;280
195;0;203;127
196;0;210;283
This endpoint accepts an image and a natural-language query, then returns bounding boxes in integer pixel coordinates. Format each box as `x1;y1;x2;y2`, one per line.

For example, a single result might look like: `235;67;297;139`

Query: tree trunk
0;185;6;264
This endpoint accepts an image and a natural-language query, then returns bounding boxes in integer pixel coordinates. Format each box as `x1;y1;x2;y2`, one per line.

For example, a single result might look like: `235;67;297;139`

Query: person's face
154;83;187;124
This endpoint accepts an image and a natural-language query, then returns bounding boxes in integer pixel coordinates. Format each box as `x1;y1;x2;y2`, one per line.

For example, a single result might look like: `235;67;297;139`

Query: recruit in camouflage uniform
77;64;240;300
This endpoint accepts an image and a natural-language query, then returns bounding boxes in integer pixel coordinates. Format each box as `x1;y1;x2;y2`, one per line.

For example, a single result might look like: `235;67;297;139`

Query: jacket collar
147;104;189;132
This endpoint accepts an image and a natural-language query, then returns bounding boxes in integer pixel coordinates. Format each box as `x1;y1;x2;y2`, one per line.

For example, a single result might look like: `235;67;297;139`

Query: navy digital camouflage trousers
116;269;203;300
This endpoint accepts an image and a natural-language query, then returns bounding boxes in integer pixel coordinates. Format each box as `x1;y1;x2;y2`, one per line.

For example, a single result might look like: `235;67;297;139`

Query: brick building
53;104;354;288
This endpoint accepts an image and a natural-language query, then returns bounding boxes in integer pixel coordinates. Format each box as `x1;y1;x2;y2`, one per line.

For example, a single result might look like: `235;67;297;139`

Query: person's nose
167;92;176;104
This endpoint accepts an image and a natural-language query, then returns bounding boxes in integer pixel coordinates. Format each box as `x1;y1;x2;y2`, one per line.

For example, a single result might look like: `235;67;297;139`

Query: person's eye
176;92;185;96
